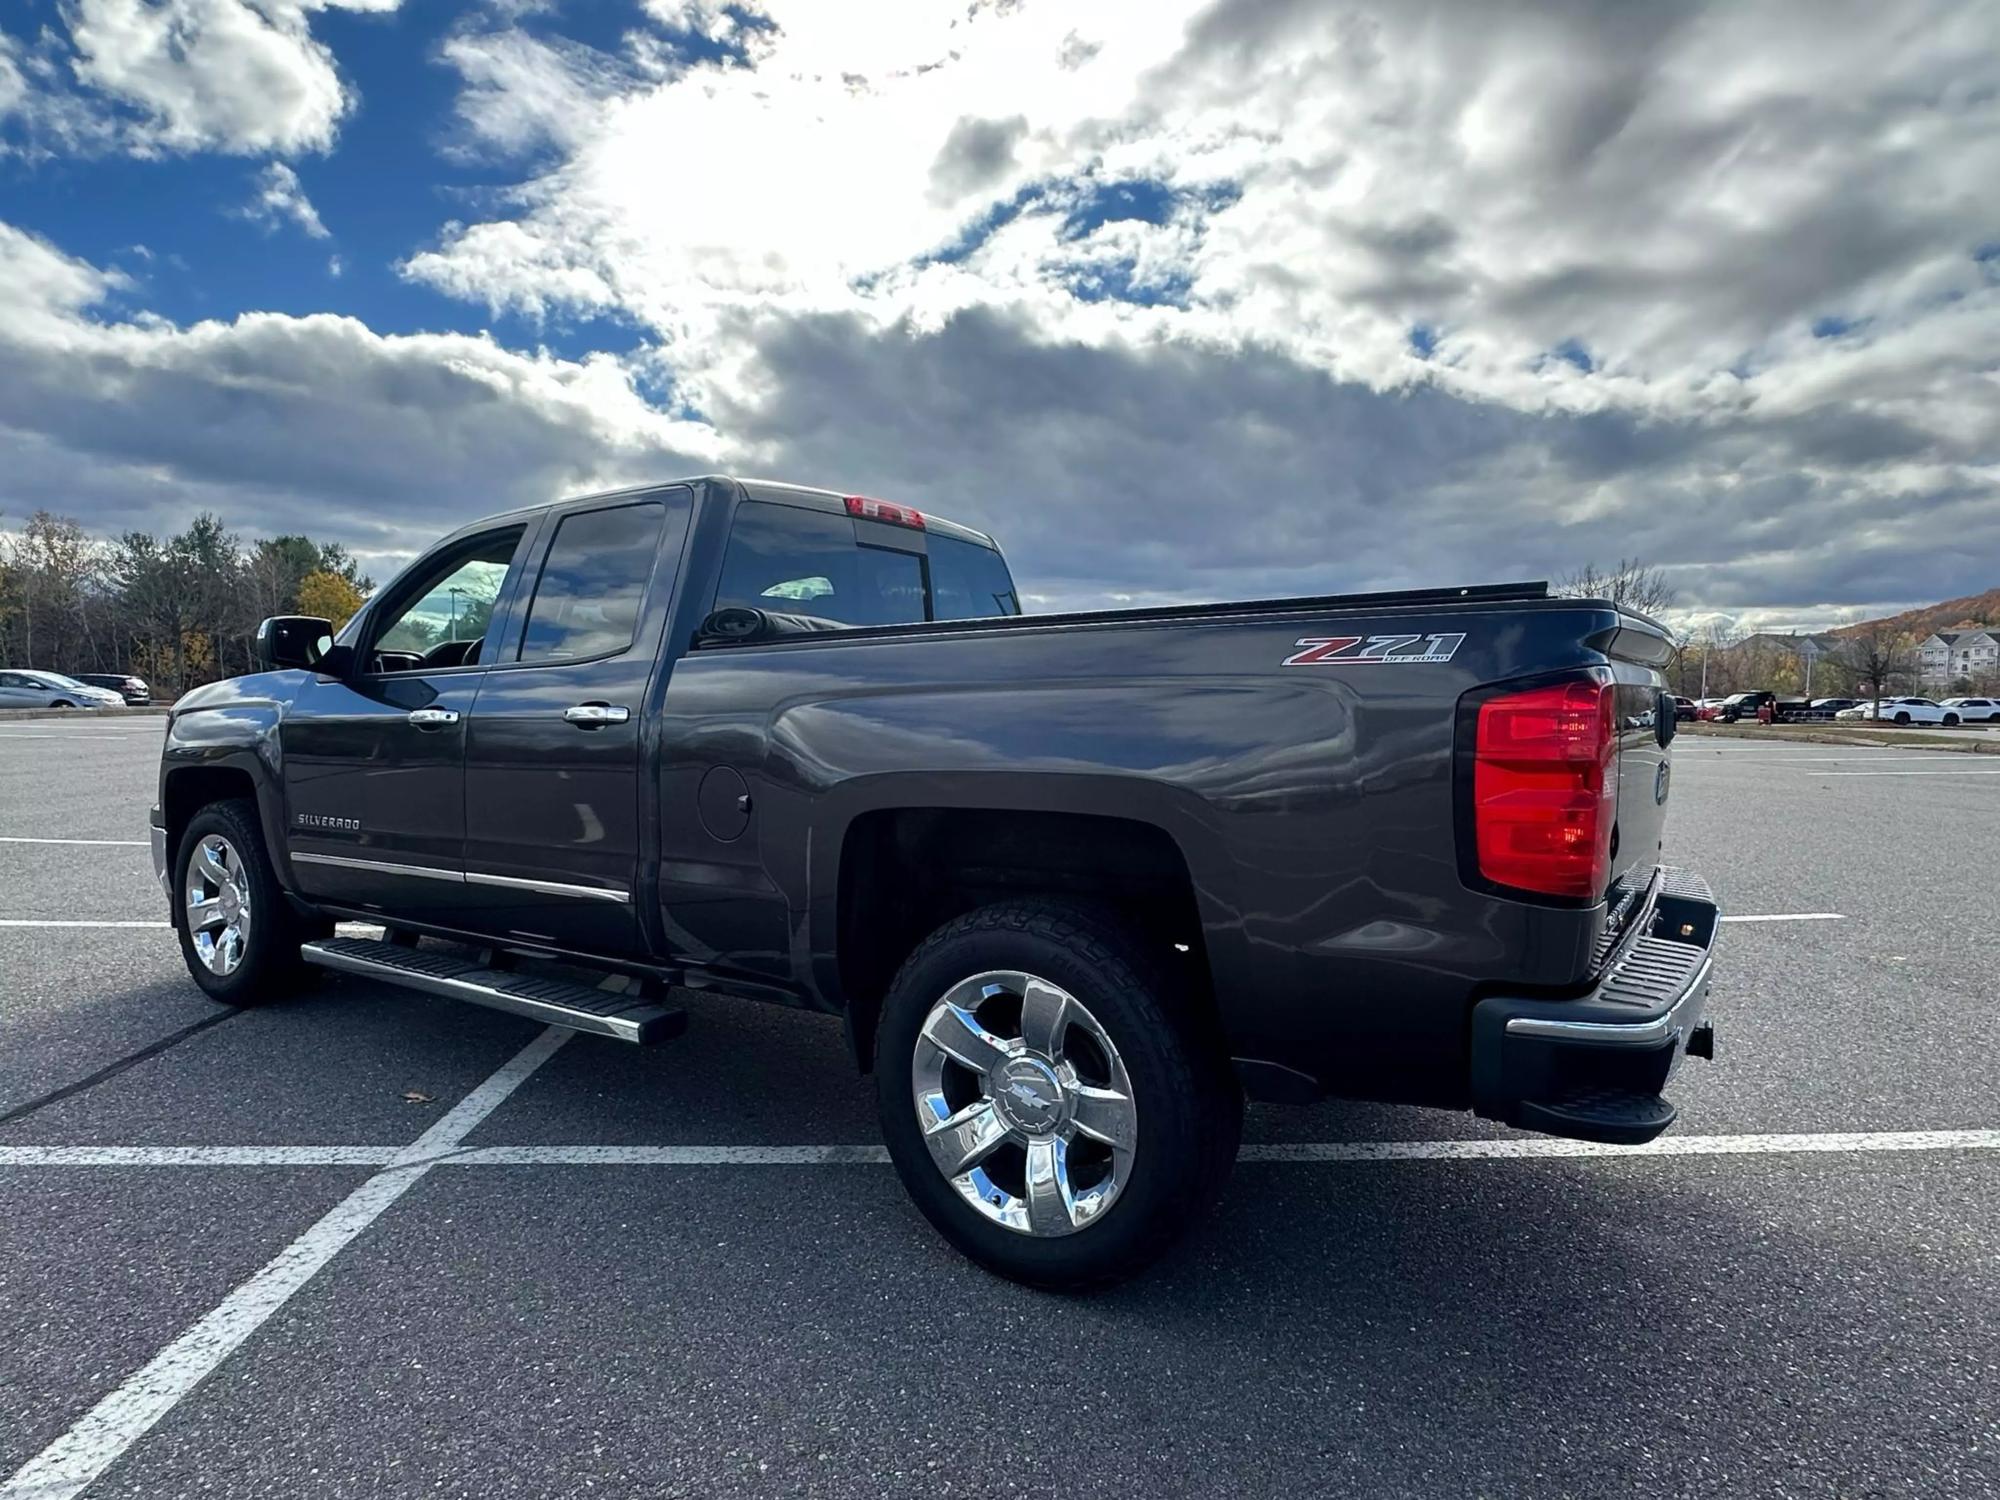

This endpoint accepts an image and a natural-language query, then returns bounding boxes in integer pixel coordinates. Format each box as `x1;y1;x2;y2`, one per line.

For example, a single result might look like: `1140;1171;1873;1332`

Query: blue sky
0;0;657;356
1;0;1996;629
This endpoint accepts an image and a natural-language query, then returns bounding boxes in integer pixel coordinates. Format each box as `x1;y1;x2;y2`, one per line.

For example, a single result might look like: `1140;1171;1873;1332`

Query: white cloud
7;0;403;157
0;221;721;561
238;161;329;238
403;2;2000;428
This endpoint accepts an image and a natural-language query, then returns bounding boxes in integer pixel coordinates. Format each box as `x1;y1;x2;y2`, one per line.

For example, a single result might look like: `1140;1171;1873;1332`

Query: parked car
0;669;126;709
1941;697;2000;723
150;475;1719;1289
1672;695;1697;721
1836;697;1959;725
1810;697;1862;714
72;672;152;706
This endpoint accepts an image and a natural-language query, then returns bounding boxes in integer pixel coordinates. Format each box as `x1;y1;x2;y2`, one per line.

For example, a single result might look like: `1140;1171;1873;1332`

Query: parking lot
2;720;1996;1499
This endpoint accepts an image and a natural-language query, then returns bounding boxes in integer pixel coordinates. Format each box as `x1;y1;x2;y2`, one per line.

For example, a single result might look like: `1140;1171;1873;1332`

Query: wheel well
836;808;1211;1071
163;766;260;859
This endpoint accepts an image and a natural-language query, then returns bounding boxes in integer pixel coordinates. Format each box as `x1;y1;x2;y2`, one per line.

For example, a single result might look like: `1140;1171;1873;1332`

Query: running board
300;937;686;1044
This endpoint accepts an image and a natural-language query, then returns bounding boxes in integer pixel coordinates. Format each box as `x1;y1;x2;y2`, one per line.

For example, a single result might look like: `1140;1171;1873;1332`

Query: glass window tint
518;503;667;663
373;527;524;668
714;502;926;627
927;532;1020;621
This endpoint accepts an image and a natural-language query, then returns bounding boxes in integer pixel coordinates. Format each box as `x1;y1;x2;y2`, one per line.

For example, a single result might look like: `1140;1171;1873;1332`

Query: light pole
447;586;469;641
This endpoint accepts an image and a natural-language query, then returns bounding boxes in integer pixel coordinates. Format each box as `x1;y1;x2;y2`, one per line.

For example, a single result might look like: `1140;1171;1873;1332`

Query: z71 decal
1281;632;1467;667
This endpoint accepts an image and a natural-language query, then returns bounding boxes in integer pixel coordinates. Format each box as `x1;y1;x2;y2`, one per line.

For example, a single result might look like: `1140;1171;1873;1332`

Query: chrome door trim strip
464;871;632;905
291;851;466;883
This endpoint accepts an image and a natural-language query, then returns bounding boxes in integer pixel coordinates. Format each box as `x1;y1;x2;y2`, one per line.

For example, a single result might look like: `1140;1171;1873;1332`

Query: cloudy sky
1;0;1996;628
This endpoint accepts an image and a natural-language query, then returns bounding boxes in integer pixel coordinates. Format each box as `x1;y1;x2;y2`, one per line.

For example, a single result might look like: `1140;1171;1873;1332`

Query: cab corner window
517;502;668;664
369;525;525;674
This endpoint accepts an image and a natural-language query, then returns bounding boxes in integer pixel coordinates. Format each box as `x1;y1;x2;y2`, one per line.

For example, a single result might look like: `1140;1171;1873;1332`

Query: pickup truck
152;476;1720;1288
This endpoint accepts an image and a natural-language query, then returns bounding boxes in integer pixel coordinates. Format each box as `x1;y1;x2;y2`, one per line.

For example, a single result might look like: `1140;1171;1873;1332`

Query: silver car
0;669;127;709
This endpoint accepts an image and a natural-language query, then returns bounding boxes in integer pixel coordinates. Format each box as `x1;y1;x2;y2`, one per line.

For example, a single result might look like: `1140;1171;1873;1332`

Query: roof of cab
465;475;1000;551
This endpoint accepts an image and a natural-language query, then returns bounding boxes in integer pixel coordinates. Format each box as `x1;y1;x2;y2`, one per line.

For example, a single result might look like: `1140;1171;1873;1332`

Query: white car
1941;696;2000;723
0;669;127;709
1835;696;1961;726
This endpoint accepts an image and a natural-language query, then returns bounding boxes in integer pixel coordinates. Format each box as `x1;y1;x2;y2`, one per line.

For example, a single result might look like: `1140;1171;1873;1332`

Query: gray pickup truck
153;476;1718;1287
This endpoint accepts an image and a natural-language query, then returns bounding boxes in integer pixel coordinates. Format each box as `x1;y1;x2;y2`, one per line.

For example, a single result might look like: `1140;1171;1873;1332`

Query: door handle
563;703;631;727
407;708;460;729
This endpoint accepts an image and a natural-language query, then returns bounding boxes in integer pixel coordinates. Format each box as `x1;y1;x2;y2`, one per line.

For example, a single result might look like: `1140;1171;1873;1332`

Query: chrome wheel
911;970;1137;1237
185;834;252;977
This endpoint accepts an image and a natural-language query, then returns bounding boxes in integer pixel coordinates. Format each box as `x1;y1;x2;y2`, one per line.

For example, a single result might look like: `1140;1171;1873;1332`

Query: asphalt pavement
1;719;1996;1498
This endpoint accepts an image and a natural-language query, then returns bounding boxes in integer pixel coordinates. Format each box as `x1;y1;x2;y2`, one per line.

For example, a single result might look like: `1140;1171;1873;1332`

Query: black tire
52;699;74;709
172;798;318;1006
874;899;1242;1291
1895;711;1911;725
1943;714;1959;727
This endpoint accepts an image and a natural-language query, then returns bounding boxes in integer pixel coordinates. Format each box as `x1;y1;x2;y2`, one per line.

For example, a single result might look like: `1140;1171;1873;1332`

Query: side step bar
300;937;686;1044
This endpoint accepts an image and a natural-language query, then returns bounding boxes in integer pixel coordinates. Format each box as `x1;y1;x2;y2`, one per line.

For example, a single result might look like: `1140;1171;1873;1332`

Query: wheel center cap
219;887;241;922
992;1056;1064;1135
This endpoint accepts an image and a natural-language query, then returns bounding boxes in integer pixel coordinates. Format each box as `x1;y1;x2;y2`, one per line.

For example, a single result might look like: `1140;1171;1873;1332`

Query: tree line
0;510;371;698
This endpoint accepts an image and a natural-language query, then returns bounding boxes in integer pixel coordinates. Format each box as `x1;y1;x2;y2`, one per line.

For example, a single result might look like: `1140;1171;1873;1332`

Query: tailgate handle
564;703;630;728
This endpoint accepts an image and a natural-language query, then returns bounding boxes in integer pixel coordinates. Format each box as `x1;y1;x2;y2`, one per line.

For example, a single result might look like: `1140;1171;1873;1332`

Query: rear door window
517;502;668;663
714;502;926;627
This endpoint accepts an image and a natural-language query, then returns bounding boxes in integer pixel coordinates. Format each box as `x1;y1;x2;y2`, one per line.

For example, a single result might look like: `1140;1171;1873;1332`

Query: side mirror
257;616;336;672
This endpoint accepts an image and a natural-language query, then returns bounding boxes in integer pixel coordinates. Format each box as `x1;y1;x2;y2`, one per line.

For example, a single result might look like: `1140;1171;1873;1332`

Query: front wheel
874;900;1241;1291
51;698;74;708
1943;714;1960;726
1895;711;1912;725
174;798;317;1005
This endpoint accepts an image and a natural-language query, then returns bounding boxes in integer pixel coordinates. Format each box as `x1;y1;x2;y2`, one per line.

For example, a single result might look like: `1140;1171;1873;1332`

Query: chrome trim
1504;949;1715;1047
291;851;465;883
406;707;460;728
465;871;631;904
563;703;631;726
298;940;647;1042
150;823;170;898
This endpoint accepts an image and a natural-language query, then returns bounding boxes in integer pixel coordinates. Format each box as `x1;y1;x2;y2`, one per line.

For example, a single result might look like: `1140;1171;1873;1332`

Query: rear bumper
1470;868;1719;1145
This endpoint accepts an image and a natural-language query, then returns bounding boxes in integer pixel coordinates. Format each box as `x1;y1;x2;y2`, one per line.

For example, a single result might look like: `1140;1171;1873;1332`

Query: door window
367;526;525;673
516;502;669;664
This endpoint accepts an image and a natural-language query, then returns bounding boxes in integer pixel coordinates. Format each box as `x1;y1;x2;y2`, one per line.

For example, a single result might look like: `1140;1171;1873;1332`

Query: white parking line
1815;769;2000;776
0;920;171;928
4;1129;1996;1172
0;837;151;847
1719;913;1844;923
0;1027;571;1500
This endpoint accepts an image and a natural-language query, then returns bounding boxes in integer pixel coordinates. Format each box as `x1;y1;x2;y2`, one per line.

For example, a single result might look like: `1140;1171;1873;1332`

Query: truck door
282;521;538;924
459;488;694;957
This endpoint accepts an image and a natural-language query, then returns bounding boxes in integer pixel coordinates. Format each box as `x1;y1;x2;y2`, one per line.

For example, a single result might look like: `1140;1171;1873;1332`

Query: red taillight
845;494;925;530
1473;676;1617;899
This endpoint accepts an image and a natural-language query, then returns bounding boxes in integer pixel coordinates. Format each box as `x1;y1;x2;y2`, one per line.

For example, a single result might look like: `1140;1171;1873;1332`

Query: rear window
714;500;1016;628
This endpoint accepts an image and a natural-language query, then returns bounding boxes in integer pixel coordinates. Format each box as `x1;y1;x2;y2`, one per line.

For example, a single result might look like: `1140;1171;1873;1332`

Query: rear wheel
1943;713;1960;726
174;799;318;1005
1895;711;1912;724
874;899;1241;1290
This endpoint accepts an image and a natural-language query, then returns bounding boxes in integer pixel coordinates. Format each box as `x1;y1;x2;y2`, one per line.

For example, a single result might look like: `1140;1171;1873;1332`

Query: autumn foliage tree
1;509;372;697
295;569;365;631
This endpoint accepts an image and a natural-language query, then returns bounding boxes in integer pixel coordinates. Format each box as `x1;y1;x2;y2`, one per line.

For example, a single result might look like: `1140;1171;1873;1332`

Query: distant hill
1828;587;2000;641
